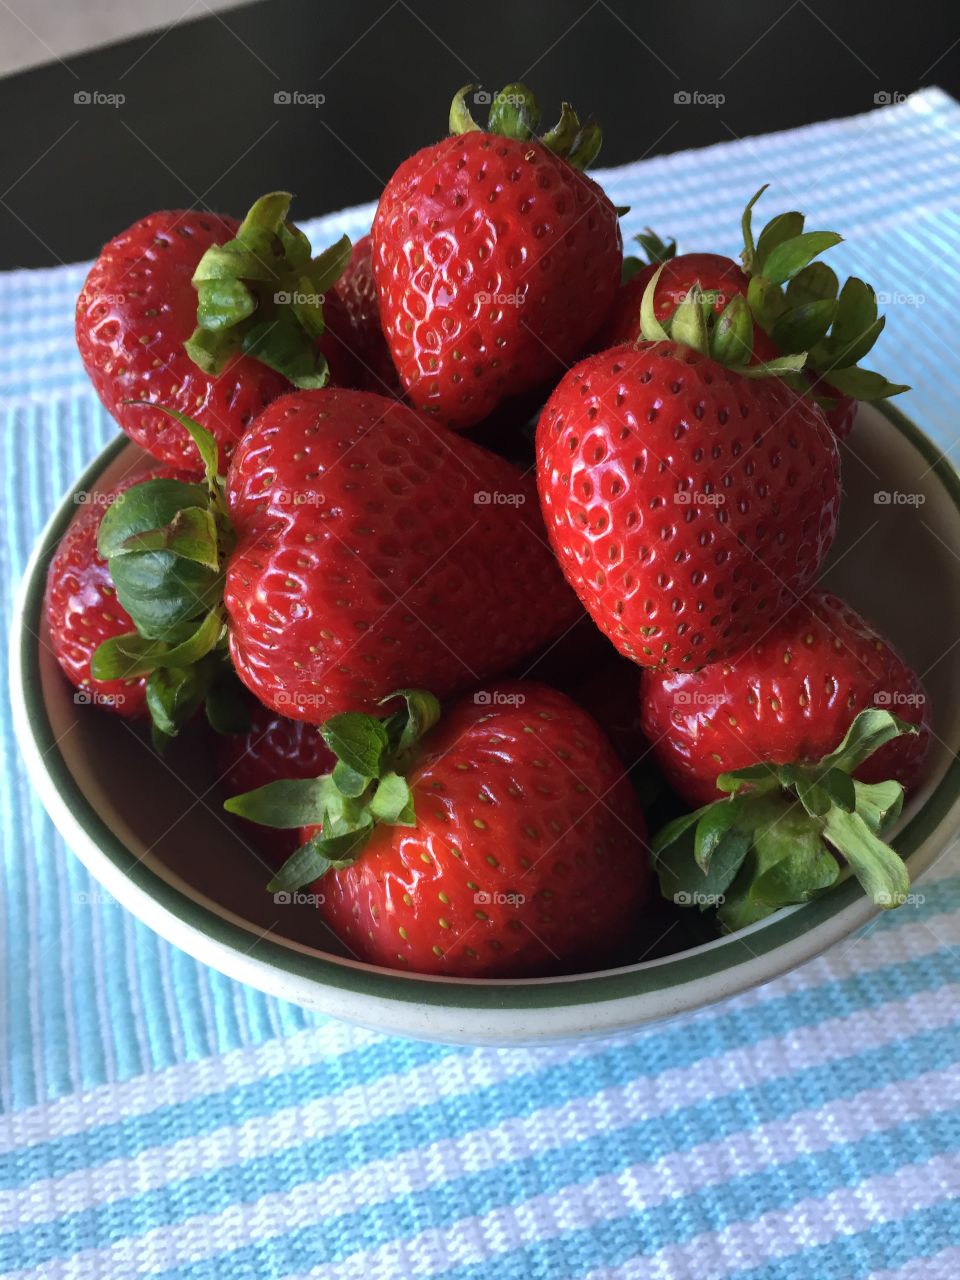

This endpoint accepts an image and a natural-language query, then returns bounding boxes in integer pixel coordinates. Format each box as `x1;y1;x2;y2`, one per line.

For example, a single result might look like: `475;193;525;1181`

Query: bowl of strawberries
13;85;960;1045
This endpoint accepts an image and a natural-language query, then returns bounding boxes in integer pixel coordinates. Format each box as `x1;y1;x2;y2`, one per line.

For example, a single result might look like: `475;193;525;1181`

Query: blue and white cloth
1;89;958;1278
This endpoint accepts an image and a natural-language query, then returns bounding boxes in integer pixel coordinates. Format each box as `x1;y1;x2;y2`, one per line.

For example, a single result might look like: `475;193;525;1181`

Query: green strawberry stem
637;263;807;379
738;186;909;404
91;408;244;748
652;708;920;930
184;191;352;390
449;83;603;169
224;690;441;891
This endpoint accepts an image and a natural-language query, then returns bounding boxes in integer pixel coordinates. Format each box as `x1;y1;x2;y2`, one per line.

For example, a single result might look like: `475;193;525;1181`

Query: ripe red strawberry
94;388;582;735
44;465;183;717
320;234;399;394
641;589;930;808
77;194;352;472
646;591;930;931
372;83;622;429
217;702;334;865
596;191;909;438
226;684;651;977
537;333;841;672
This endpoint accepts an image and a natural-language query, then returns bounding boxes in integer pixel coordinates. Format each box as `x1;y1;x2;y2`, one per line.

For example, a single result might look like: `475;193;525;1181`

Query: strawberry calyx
449;83;602;169
185;192;352;390
651;708;921;931
621;228;677;284
739;185;909;405
91;408;244;748
223;689;441;892
637;263;808;379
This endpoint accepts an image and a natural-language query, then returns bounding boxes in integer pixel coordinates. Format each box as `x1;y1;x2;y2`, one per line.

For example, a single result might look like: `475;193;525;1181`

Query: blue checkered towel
0;88;958;1279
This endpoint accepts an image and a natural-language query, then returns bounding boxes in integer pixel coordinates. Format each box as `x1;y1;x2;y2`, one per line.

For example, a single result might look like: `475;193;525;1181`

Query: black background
1;0;958;269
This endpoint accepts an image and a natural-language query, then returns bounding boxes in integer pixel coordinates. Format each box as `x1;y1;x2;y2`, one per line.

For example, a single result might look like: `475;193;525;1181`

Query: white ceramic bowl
12;402;960;1045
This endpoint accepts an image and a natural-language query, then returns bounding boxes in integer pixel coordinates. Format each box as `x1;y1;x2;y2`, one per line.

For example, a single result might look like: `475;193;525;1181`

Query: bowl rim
12;401;960;1027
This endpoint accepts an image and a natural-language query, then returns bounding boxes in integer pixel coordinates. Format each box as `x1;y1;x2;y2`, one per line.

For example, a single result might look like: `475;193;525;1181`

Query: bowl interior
23;401;960;1003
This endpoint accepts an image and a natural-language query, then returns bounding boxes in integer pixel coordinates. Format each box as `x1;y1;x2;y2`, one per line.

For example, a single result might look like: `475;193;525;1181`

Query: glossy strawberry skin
44;465;183;717
536;341;841;671
321;234;398;394
372;133;622;430
224;388;582;721
597;252;857;434
76;210;291;473
596;253;780;365
217;703;334;866
312;683;651;977
641;590;931;807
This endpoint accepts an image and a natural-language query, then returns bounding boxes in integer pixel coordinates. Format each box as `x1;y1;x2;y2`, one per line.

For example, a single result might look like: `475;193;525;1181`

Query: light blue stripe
137;1103;960;1280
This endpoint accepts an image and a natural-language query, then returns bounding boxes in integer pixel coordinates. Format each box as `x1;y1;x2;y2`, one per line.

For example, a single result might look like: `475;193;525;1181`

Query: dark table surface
0;0;957;271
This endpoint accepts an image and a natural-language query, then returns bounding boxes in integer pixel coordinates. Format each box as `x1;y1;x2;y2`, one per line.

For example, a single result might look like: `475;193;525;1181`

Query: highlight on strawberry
86;390;580;744
224;683;652;977
371;81;623;429
643;591;930;928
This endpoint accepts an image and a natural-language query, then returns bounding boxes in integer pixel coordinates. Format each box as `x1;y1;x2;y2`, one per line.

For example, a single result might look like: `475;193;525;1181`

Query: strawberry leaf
370;772;414;825
822;806;909;907
321;712;390;779
818;708;918;774
760;231;843;286
853;778;905;834
225;776;337;828
755;210;804;268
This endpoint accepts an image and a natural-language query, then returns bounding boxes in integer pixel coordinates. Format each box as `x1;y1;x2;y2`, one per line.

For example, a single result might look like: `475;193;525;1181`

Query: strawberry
641;589;930;807
320;234;399;394
44;464;188;719
225;684;651;977
646;592;930;932
536;280;842;671
217;701;334;865
91;389;581;738
372;83;622;429
77;193;351;472
597;190;909;437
